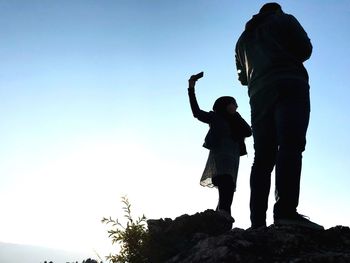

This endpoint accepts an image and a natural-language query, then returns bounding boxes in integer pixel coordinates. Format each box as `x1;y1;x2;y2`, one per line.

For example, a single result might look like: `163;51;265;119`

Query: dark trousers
250;85;310;226
213;174;235;215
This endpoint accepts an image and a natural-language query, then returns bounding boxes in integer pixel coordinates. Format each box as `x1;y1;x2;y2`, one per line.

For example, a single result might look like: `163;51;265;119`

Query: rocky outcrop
147;210;350;263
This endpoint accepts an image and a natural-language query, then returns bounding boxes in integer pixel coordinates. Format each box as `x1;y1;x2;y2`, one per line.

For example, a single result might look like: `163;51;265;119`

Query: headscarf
213;96;237;116
212;96;241;140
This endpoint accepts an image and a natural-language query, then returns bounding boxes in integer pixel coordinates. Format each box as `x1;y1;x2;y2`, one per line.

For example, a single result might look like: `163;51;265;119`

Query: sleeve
281;14;313;62
232;112;252;138
188;88;213;124
235;36;250;86
235;51;249;86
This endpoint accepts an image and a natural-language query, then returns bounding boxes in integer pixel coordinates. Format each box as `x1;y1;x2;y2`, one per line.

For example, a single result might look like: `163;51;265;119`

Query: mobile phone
190;72;204;81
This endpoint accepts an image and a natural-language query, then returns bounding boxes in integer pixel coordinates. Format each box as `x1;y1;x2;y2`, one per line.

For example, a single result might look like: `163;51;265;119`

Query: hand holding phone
189;72;204;81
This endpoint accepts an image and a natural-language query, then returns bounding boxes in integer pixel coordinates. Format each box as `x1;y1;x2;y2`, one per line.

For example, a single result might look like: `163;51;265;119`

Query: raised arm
188;75;213;124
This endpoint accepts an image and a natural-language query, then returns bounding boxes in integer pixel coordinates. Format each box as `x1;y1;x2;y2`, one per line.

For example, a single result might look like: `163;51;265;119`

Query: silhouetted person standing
235;3;323;229
188;72;251;219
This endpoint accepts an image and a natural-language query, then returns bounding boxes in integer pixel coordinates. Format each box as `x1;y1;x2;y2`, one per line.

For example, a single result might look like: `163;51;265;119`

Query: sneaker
274;213;324;230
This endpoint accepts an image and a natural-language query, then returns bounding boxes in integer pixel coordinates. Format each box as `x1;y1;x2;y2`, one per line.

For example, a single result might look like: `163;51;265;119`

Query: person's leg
214;175;235;215
273;97;323;230
250;112;278;227
273;88;310;218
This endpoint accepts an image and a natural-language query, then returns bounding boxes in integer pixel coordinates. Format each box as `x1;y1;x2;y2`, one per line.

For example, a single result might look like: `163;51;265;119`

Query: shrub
102;196;149;263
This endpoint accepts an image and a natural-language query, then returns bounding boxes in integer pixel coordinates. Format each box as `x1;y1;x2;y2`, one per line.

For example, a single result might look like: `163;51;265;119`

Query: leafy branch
102;196;149;263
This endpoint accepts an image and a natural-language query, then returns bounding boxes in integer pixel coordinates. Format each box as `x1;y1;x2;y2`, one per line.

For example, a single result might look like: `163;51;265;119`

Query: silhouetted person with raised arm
188;72;252;220
235;3;323;229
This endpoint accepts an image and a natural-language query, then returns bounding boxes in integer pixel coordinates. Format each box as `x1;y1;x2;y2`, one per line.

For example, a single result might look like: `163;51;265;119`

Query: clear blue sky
0;0;349;258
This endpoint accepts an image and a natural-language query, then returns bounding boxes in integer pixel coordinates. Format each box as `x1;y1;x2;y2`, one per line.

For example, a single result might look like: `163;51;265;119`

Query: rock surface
147;210;350;263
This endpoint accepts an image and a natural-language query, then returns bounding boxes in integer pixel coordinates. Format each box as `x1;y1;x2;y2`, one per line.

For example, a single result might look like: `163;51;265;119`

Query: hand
226;103;238;115
188;72;203;89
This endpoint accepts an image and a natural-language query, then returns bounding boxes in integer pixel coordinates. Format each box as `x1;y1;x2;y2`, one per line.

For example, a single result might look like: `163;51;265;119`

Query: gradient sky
1;0;349;258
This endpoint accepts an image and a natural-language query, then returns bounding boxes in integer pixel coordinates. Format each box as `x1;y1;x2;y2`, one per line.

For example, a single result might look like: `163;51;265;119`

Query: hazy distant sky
1;0;349;258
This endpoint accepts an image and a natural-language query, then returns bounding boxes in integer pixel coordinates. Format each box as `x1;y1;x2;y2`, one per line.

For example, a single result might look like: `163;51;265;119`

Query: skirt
200;138;240;189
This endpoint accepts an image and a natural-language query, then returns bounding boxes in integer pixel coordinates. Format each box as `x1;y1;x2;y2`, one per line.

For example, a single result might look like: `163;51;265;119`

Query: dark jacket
188;88;252;156
235;11;312;98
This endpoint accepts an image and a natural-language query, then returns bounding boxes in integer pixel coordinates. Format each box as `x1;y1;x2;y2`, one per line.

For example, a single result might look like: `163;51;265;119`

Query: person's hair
259;2;282;14
213;96;237;114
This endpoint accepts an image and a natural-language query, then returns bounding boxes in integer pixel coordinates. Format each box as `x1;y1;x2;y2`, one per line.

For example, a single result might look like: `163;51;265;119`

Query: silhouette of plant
102;196;149;263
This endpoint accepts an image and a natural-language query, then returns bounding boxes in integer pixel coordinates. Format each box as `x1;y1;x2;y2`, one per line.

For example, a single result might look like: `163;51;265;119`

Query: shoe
216;209;235;223
274;213;324;230
248;223;267;230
